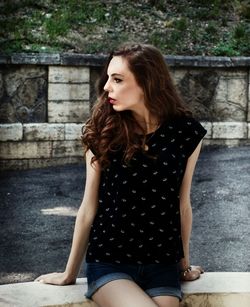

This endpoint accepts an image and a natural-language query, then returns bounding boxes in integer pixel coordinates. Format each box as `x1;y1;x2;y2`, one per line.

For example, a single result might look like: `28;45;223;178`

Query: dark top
86;116;207;265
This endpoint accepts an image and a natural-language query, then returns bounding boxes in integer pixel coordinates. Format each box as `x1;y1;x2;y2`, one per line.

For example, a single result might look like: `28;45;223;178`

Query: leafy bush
0;0;249;55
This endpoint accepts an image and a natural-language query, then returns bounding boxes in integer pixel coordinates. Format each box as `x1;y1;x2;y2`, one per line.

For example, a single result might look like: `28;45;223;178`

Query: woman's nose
104;79;112;92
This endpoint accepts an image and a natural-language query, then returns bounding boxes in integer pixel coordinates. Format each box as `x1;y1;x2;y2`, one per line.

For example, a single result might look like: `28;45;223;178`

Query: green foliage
149;0;166;11
173;17;188;31
0;0;249;55
213;44;240;56
236;0;250;19
205;21;218;35
212;21;250;56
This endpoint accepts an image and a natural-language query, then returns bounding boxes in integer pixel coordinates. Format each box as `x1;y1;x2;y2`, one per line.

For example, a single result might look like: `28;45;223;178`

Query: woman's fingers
191;265;205;274
34;272;65;285
181;265;205;281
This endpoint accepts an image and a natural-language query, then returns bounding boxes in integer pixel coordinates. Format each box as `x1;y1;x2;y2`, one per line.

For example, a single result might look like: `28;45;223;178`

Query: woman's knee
92;279;158;307
152;295;180;307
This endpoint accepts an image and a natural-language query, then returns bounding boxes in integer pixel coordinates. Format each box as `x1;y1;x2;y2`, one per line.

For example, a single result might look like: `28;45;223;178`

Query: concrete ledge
212;122;248;139
0;121;249;170
1;122;249;142
0;123;23;141
0;273;250;307
1;53;250;67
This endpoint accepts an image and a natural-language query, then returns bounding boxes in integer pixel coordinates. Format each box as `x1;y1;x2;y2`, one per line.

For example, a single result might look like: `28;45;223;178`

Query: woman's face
104;56;146;114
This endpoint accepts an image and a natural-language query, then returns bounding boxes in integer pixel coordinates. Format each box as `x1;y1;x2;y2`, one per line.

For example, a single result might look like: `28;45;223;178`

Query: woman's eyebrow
107;73;124;77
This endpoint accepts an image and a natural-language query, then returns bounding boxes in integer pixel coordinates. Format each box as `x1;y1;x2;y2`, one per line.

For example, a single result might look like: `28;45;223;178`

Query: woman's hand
180;265;204;281
35;272;76;286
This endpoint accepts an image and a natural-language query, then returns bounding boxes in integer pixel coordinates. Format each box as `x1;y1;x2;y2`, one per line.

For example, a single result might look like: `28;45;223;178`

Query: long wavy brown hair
82;43;191;168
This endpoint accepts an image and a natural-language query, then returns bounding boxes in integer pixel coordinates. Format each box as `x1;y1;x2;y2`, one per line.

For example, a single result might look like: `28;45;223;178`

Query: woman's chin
112;104;123;112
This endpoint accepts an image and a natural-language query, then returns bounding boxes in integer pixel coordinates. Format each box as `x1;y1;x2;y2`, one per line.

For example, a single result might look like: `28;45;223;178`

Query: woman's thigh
152;295;180;307
92;279;158;307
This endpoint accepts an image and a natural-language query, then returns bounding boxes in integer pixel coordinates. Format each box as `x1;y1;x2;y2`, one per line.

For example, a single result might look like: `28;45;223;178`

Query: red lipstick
108;98;116;104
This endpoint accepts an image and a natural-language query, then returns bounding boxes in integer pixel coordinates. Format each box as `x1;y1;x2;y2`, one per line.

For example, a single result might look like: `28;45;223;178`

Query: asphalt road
0;145;249;284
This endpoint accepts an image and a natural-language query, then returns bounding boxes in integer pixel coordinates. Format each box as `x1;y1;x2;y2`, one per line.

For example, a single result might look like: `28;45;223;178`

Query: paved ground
0;145;249;284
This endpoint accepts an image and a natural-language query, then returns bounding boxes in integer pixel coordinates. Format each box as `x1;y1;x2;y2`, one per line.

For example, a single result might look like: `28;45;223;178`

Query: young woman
36;43;206;307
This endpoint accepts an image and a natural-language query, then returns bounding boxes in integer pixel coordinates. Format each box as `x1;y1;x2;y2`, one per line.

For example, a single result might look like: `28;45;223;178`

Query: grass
0;0;249;56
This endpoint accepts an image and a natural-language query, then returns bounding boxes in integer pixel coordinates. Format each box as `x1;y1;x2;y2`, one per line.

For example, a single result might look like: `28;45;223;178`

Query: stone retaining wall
0;54;250;170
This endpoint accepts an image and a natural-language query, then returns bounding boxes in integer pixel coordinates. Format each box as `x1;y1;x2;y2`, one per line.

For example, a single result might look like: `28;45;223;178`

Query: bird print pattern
86;117;206;265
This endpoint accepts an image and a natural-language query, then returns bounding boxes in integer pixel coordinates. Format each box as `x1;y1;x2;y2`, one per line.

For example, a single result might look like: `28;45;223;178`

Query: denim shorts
85;262;182;301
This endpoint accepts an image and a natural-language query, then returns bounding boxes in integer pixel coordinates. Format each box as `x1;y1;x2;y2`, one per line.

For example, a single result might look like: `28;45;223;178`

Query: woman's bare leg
92;279;158;307
152;295;180;307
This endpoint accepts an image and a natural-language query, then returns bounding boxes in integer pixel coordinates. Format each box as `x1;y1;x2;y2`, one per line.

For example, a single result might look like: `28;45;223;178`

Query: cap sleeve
179;117;207;157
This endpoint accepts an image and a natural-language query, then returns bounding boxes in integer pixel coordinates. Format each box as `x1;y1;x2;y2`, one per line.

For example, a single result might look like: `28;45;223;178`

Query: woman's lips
108;98;117;104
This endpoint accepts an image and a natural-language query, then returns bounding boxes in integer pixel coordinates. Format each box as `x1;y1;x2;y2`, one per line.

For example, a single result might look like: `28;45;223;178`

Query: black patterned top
86;116;207;265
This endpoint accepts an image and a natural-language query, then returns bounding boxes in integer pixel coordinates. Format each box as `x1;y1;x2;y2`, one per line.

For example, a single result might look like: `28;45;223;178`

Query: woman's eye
114;78;122;83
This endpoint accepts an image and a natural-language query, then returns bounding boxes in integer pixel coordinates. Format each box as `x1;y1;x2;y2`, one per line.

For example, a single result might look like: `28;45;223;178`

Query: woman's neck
133;113;159;134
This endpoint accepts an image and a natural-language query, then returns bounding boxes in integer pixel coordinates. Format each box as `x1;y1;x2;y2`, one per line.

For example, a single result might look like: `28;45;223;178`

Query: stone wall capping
0;54;11;64
11;53;61;65
60;53;107;66
0;53;249;67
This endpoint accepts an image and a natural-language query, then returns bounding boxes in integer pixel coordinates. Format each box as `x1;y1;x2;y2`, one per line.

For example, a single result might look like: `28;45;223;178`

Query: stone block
213;75;247;121
65;123;84;140
212;122;247;139
0;71;3;99
49;66;89;83
48;101;89;123
214;77;228;102
213;100;245;121
23;123;65;141
248;74;250;122
0;54;11;64
171;69;187;84
0;66;47;123
201;122;212;139
203;139;243;147
176;69;220;121
0;123;23;141
228;78;247;102
61;53;107;66
11;53;60;65
48;83;89;101
0;157;84;171
0;141;52;159
219;69;248;78
52;140;83;158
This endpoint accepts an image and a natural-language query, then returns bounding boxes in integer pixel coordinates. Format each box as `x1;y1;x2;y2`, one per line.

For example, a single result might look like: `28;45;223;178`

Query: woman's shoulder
162;115;207;157
162;115;202;130
161;115;207;141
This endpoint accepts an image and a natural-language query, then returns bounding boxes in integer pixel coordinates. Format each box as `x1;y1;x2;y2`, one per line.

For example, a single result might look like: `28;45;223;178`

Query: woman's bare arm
35;150;101;285
179;141;204;280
